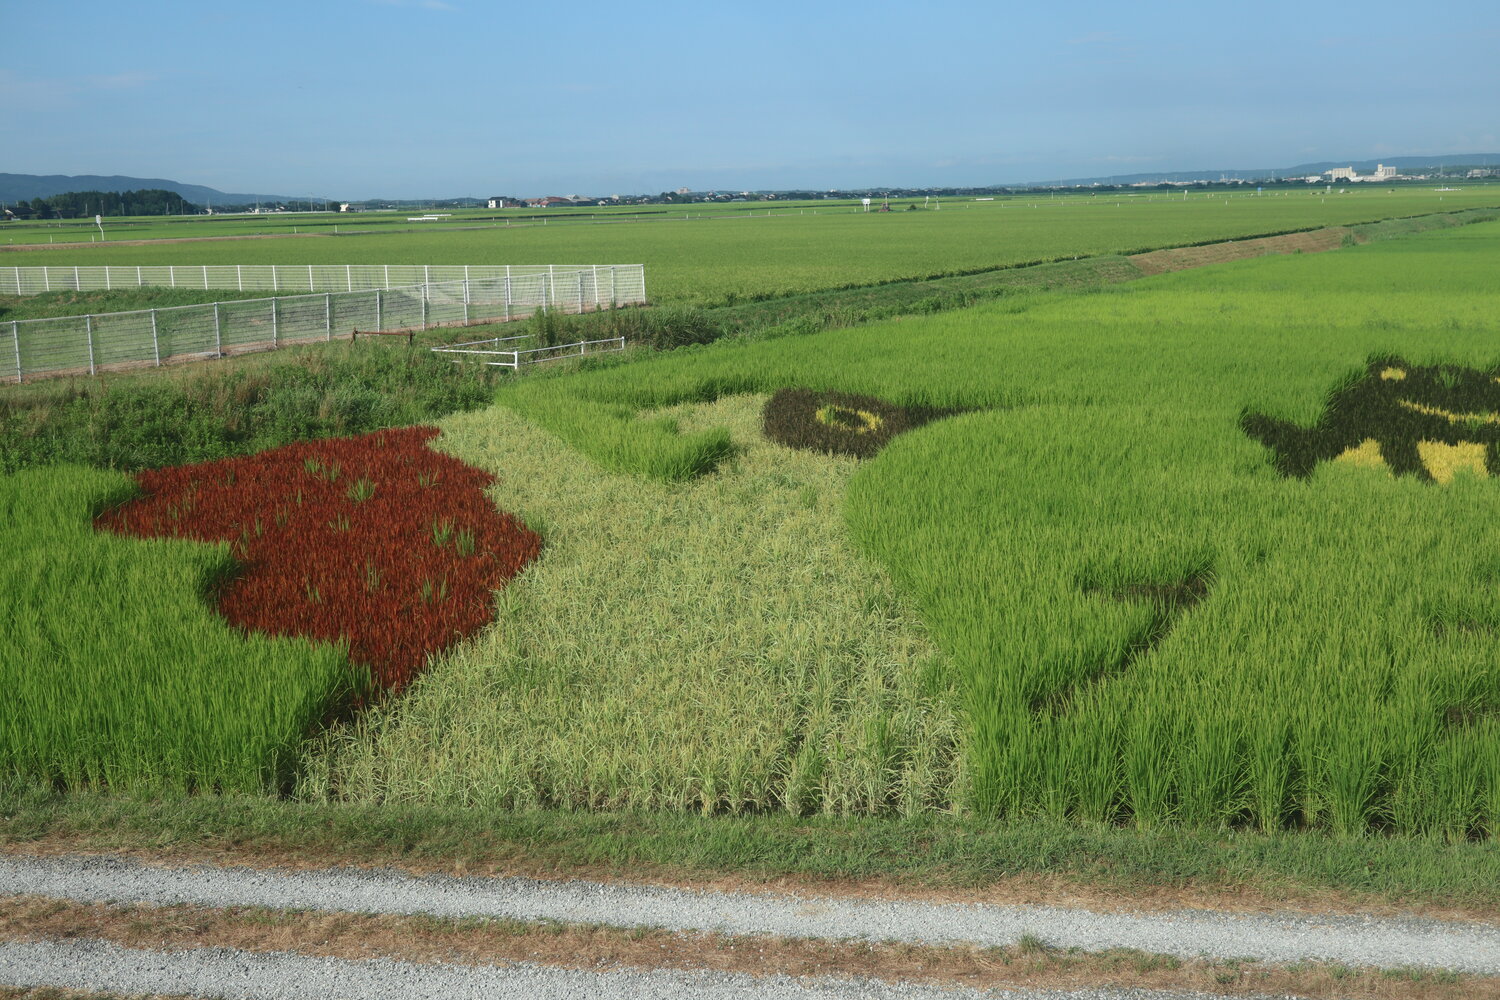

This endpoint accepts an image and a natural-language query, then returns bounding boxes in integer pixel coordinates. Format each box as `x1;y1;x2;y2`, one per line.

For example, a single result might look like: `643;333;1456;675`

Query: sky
5;0;1498;200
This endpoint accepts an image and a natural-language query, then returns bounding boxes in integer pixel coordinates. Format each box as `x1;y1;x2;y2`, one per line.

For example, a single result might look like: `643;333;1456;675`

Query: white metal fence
0;263;645;300
431;334;627;369
5;265;648;382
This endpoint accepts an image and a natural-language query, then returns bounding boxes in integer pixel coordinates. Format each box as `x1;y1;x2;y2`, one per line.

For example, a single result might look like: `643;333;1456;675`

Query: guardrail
430;335;627;369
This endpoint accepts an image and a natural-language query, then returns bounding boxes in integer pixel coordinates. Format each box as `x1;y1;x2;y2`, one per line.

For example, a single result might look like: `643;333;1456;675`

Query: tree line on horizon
4;189;202;220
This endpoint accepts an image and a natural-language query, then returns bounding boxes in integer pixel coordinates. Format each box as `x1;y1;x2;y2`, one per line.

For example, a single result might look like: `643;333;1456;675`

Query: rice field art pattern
1242;357;1500;483
762;388;951;459
96;427;542;692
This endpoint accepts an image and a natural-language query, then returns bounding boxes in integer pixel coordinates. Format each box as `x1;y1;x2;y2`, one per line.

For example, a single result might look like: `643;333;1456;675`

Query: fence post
421;286;428;331
74;266;80;291
13;269;20;295
170;266;176;288
135;265;142;288
325;293;332;341
151;309;160;366
202;265;208;289
424;265;430;286
504;276;511;322
576;272;584;314
592;265;600;309
548;264;556;309
213;302;222;356
383;264;389;289
272;266;278;293
375;289;383;331
271;298;279;348
463;279;470;325
346;264;352;292
11;320;20;384
237;265;243;292
308;264;314;292
85;315;95;375
105;266;111;291
609;266;617;306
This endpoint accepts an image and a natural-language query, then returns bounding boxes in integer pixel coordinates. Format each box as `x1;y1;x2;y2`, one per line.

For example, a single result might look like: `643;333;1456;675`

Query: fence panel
0;263;630;297
3;266;646;382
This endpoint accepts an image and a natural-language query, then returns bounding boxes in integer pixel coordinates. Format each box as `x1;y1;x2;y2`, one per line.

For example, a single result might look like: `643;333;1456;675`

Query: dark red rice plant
96;426;540;692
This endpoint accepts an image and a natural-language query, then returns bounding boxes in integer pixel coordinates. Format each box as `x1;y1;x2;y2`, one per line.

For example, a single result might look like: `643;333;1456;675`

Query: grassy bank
7;788;1500;916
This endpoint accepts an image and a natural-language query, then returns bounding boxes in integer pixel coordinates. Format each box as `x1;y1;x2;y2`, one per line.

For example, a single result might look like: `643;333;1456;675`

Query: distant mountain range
0;173;320;206
1021;155;1500;188
5;155;1499;207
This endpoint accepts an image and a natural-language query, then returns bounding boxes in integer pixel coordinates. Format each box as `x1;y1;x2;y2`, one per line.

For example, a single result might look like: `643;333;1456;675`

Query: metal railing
5;265;647;382
430;335;627;369
0;262;646;302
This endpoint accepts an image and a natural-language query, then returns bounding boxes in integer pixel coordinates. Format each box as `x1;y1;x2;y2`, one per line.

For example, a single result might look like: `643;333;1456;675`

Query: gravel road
2;853;1498;973
0;937;1250;1000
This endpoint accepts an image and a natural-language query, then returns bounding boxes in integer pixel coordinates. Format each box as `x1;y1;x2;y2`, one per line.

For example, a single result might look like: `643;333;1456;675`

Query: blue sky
5;0;1497;199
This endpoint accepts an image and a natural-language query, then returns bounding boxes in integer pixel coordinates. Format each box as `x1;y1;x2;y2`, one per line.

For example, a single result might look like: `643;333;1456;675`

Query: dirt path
2;852;1498;1000
1129;228;1349;274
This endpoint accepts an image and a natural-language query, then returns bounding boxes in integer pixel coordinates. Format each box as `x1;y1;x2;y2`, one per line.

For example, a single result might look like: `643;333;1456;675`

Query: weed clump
761;388;949;459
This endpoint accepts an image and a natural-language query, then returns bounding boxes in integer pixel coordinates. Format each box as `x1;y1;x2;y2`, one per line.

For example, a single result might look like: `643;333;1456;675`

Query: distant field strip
4;266;647;381
0;263;645;299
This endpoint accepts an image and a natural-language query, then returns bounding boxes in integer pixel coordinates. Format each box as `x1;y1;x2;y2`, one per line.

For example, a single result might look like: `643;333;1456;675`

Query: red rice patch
96;427;541;692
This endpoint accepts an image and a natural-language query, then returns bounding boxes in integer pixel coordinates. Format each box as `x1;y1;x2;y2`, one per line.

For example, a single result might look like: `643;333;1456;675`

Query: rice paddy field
311;218;1500;836
6;186;1500;306
7;200;1500;902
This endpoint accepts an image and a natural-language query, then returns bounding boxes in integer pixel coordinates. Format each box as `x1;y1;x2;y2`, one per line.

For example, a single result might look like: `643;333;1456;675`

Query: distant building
486;197;522;209
1323;164;1400;183
338;203;351;212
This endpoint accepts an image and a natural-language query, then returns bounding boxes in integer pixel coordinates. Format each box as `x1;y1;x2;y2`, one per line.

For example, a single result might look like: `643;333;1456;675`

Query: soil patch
1130;229;1348;275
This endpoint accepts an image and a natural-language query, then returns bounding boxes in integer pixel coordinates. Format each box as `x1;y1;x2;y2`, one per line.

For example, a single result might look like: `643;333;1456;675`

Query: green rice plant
0;465;357;792
432;219;1500;834
5;190;1498;306
302;396;960;815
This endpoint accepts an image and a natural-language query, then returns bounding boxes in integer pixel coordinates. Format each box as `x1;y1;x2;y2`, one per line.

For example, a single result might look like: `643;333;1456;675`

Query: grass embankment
0;343;494;473
467;220;1500;837
9;788;1500;917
